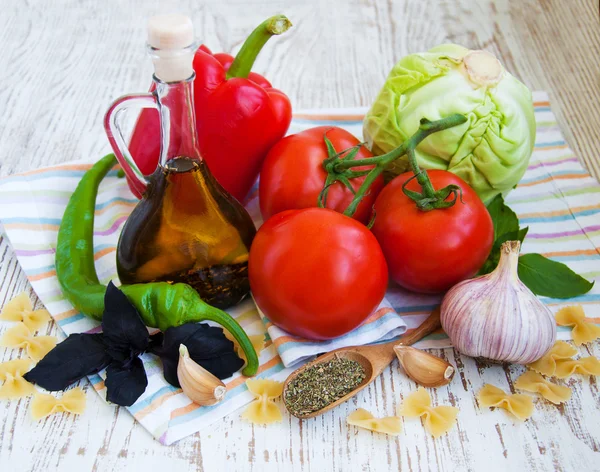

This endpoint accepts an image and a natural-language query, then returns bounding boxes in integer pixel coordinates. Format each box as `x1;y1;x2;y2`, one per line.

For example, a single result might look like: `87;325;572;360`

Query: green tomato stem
328;114;467;217
226;15;292;79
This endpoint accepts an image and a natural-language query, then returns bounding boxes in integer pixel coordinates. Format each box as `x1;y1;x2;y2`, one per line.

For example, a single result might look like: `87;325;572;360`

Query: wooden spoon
282;307;442;419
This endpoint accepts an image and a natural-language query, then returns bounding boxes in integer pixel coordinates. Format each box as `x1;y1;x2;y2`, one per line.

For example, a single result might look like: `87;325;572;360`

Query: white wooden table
1;1;599;470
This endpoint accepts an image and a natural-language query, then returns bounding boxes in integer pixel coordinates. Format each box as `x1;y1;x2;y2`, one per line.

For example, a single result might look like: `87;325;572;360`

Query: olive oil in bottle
105;14;256;309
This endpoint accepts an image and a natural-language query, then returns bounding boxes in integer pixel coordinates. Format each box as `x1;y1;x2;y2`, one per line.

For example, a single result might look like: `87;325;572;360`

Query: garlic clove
177;344;227;406
394;345;455;388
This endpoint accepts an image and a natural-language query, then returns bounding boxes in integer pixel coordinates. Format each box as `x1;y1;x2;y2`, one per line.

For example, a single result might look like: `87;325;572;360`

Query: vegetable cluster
363;44;536;204
41;22;596;415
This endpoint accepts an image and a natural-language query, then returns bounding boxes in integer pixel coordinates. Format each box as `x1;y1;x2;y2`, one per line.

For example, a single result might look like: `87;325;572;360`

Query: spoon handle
361;306;442;374
395;306;441;347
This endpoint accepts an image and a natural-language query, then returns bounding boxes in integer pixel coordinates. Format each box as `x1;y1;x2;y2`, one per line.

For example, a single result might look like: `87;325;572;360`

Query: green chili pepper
55;154;259;376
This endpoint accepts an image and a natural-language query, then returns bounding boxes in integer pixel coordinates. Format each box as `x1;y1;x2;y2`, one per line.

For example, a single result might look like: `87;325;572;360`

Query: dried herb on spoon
25;282;243;406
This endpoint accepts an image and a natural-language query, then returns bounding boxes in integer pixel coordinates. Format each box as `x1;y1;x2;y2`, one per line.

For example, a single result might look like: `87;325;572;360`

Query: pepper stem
226;15;292;79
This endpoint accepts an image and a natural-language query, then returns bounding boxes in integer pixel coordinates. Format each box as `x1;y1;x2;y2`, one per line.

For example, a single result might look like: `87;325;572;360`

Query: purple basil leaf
23;334;111;391
102;281;149;362
105;357;148;407
149;323;244;388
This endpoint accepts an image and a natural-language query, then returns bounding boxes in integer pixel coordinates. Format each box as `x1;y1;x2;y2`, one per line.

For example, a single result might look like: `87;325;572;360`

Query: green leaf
486;195;519;240
517;253;594;298
478;228;529;275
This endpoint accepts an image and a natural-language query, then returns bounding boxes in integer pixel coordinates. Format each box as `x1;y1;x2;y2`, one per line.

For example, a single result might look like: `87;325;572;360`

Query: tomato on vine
259;127;384;224
372;169;494;293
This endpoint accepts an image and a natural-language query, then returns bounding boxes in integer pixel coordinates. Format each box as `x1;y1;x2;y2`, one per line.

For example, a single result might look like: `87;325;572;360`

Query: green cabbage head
363;44;536;203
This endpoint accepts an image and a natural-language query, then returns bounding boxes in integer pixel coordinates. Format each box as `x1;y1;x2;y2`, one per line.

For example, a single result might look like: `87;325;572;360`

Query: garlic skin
177;344;227;406
441;241;556;364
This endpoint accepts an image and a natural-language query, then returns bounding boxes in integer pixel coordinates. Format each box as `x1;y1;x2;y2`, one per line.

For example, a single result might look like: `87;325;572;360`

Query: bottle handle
104;93;158;197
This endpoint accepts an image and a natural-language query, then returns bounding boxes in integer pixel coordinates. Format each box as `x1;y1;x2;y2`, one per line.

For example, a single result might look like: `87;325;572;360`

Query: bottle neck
154;74;202;167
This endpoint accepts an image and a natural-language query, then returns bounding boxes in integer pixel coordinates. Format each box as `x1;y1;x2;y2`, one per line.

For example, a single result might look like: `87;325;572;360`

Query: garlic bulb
177;344;227;406
441;241;556;364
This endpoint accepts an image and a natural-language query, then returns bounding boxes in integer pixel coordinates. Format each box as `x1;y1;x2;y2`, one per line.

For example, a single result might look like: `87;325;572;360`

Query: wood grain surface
1;0;599;471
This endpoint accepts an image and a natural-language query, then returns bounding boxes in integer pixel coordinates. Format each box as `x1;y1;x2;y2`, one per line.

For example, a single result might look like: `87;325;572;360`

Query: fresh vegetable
24;283;243;406
480;195;594;298
441;241;556;364
318;115;468;220
150;323;243;388
259;126;385;224
127;15;293;201
393;346;454;388
363;44;536;204
249;208;388;340
296;115;485;293
55;154;258;375
371;169;493;293
177;345;227;406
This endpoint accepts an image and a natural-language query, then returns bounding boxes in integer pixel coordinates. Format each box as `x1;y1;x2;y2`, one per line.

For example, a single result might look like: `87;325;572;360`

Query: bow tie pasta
0;359;35;399
347;408;402;436
0;323;57;361
31;388;86;420
527;341;578;376
478;384;534;420
398;388;458;437
0;292;50;332
242;379;283;424
514;371;571;404
555;306;600;346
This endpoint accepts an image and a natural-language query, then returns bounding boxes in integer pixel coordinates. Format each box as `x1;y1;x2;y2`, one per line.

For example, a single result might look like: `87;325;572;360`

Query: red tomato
259;126;385;224
371;170;493;293
249;208;388;340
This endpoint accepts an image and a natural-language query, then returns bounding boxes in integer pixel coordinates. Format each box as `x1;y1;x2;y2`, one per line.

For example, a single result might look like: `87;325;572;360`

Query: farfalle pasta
0;359;34;399
554;357;600;379
30;388;86;420
527;341;577;376
555;306;600;346
0;323;57;361
347;408;402;435
514;371;571;404
477;384;534;421
0;292;51;332
224;331;265;363
242;379;283;424
398;388;458;438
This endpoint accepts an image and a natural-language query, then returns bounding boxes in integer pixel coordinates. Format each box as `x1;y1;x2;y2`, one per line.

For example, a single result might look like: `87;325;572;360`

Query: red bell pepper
127;15;293;201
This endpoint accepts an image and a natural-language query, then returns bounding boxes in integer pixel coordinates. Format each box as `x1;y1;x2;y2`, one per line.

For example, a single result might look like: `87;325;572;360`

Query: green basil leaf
486;195;519;239
518;253;595;298
477;228;529;275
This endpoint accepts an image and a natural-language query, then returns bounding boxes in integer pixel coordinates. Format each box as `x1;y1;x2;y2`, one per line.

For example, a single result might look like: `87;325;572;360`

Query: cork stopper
147;14;195;82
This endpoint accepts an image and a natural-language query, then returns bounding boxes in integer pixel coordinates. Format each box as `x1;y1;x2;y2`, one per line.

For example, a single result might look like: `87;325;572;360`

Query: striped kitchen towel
0;91;598;445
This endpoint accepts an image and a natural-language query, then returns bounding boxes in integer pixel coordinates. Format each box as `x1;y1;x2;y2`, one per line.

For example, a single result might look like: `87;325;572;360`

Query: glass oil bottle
104;14;256;309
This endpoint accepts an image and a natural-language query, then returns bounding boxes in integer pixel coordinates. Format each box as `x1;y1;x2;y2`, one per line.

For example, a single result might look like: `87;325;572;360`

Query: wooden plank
0;0;599;470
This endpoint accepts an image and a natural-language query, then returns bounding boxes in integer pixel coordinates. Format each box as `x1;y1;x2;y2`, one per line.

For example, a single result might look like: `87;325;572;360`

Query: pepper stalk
227;15;292;79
